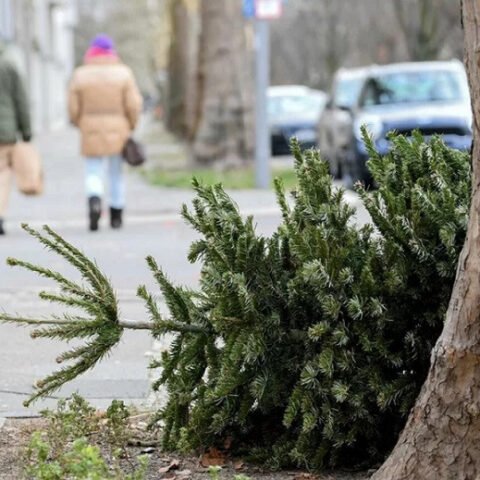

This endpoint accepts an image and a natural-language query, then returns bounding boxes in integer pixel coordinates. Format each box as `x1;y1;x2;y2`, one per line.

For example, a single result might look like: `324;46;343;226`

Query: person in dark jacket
0;41;32;235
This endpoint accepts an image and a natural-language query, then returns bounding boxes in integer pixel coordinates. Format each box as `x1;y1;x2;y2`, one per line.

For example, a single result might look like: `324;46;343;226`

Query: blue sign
243;0;256;18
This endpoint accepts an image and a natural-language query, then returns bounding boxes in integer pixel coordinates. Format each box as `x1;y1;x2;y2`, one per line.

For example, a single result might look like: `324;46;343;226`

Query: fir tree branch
1;225;124;405
0;314;155;330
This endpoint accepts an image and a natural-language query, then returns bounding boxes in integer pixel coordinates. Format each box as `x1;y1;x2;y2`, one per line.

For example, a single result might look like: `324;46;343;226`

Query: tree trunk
166;0;199;139
192;0;254;166
372;2;480;478
393;0;441;61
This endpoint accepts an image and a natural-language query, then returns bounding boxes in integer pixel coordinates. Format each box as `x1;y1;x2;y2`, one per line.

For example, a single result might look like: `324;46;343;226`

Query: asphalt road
0;127;368;417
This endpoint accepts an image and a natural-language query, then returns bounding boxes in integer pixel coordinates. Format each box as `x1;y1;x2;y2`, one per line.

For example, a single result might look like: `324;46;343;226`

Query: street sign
255;0;283;20
243;0;256;19
243;0;284;187
243;0;283;20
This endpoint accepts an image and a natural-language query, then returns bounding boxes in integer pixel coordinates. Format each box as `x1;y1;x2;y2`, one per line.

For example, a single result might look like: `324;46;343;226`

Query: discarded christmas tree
0;134;470;469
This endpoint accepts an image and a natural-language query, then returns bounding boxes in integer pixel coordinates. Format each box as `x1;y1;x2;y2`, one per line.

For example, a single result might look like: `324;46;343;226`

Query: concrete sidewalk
7;126;281;228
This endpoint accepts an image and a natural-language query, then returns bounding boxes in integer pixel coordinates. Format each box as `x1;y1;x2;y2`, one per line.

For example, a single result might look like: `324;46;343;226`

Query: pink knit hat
84;34;118;62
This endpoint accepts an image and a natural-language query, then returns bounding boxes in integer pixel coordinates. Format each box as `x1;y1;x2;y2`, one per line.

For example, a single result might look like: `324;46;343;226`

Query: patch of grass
145;167;297;190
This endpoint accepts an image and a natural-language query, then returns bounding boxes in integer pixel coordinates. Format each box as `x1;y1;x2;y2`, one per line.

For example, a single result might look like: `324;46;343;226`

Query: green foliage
1;134;471;470
39;393;99;458
207;466;251;480
24;396;149;480
25;435;148;480
358;127;471;394
25;432;63;480
105;400;131;456
0;225;123;406
208;466;223;480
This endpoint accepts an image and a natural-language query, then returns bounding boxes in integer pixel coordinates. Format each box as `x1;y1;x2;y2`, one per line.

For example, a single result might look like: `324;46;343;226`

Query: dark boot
88;196;102;232
0;218;4;236
110;207;123;229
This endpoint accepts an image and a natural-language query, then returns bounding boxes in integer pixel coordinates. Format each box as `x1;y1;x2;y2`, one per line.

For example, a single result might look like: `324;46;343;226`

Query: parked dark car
269;86;327;155
318;61;472;187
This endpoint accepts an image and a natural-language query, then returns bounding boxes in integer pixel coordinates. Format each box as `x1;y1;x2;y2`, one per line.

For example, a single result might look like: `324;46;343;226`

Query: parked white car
268;85;327;155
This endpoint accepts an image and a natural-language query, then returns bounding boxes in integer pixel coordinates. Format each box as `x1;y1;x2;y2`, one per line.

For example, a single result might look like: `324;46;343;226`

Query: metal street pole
254;18;271;189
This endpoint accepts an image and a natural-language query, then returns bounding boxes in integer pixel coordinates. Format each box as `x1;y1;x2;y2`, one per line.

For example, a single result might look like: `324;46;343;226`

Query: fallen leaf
233;460;245;470
200;447;226;467
159;459;181;473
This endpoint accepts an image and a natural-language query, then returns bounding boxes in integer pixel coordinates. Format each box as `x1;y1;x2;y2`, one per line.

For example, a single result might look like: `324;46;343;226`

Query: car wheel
333;160;342;180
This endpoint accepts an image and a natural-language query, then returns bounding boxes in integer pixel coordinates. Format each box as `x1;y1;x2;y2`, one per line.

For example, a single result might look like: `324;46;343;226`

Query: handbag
122;137;146;167
12;142;44;195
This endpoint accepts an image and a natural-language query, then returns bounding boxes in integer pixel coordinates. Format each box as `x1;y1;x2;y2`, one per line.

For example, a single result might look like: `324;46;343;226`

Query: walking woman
0;41;32;235
68;34;142;231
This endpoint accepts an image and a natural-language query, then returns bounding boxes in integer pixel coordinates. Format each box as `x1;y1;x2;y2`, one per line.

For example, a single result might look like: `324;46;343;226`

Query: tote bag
12;142;44;195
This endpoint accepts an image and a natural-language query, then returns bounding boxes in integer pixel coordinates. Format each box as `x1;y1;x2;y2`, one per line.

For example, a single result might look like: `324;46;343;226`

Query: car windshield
334;77;365;109
361;70;465;107
268;94;325;119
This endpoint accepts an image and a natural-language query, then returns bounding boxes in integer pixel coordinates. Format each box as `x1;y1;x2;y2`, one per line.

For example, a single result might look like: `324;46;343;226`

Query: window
333;77;364;109
361;70;466;107
268;94;325;119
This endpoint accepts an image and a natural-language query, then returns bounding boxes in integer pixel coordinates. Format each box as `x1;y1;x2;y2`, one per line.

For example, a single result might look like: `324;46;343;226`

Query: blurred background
0;0;466;180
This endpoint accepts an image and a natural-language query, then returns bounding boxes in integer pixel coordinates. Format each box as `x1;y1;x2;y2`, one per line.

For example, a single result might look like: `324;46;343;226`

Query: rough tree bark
372;2;480;479
192;0;254;166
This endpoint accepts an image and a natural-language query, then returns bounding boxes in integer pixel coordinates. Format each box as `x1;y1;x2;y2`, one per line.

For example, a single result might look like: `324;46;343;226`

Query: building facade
0;0;77;132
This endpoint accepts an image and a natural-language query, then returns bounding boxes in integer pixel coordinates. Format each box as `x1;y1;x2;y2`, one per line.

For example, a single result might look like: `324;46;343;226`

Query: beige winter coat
68;56;142;157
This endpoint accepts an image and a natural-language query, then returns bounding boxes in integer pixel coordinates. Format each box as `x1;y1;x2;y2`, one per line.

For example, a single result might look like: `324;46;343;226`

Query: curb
0;418;6;431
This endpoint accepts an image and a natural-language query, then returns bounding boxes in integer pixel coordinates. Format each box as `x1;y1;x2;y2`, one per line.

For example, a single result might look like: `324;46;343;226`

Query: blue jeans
85;155;125;209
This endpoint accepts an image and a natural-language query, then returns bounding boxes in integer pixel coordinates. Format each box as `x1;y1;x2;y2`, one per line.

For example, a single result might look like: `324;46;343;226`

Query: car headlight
354;115;383;141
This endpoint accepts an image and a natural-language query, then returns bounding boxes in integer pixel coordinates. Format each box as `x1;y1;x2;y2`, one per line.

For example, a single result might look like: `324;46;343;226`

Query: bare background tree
270;0;462;89
392;0;463;61
165;0;200;139
191;0;254;165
